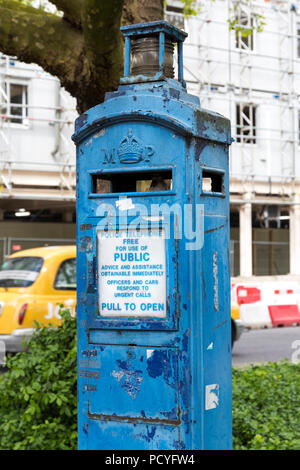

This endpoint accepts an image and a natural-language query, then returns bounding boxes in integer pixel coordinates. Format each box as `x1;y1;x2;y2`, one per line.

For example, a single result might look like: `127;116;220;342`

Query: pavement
232;325;300;367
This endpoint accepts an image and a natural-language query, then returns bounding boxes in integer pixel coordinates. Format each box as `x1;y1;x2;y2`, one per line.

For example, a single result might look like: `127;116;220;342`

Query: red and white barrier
268;305;300;327
232;281;300;329
240;301;272;329
231;283;261;306
263;283;300;327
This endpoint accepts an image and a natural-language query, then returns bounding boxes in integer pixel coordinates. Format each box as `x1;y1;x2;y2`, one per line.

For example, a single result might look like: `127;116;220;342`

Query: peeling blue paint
113;360;144;399
83;423;88;435
146;349;178;391
142;425;157;442
75;113;88;132
146;350;168;378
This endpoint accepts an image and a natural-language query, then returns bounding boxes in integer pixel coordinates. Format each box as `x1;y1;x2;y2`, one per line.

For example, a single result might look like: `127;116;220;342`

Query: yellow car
0;245;76;352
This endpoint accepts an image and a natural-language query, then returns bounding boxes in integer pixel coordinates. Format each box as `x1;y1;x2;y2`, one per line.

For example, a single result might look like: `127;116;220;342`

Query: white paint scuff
205;384;220;410
116;198;135;211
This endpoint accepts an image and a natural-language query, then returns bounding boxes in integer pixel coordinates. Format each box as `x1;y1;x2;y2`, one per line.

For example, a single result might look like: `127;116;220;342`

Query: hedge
0;311;77;450
0;313;300;450
232;361;300;450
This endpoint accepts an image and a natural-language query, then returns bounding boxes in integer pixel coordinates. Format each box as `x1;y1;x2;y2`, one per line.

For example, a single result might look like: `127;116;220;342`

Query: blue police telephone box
73;21;232;450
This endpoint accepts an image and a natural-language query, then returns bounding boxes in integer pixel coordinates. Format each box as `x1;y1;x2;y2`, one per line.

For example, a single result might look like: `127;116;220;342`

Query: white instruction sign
97;228;166;317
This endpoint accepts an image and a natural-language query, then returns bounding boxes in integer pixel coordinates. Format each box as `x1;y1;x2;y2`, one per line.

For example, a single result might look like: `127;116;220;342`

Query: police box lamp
120;21;187;86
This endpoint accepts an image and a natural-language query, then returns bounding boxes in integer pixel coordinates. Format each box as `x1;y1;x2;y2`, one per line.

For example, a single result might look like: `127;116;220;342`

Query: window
202;170;224;195
54;258;76;290
236;103;257;144
234;8;254;50
0;256;43;288
91;170;173;194
1;82;28;124
166;1;184;30
252;206;290;276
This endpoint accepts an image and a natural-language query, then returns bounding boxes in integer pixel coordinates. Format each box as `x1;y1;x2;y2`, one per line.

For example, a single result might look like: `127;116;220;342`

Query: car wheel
231;320;236;349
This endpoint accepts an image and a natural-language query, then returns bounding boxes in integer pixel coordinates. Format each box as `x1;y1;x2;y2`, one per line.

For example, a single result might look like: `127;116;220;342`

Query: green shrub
1;314;300;450
232;361;300;450
0;310;77;450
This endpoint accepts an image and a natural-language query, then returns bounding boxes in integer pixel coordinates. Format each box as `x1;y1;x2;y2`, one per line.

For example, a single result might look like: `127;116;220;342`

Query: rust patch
87;408;181;426
205;225;225;235
212;319;228;331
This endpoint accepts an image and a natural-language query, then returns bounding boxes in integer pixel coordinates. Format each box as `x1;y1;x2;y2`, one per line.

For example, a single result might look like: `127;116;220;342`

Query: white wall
0;57;77;177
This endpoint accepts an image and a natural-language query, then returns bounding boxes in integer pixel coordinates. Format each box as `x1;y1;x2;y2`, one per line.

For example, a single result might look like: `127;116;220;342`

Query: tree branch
49;0;83;29
0;2;84;88
0;0;165;113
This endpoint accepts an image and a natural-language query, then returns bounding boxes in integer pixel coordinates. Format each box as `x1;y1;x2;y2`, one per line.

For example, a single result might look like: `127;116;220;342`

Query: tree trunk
122;0;165;25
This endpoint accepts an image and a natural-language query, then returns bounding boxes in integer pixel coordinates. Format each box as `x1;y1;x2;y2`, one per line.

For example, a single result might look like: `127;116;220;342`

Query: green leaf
0;310;77;450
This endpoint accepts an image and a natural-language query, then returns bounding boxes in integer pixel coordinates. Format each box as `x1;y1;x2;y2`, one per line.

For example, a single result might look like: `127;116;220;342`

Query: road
232;325;300;367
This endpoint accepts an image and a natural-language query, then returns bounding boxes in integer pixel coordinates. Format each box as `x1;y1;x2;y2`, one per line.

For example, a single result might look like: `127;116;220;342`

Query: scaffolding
2;1;300;205
164;0;300;277
277;1;296;190
166;0;300;198
0;54;76;202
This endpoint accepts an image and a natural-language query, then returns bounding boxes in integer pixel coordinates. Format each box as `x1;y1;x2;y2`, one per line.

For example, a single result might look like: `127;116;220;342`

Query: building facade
167;0;300;279
1;0;300;279
0;53;77;263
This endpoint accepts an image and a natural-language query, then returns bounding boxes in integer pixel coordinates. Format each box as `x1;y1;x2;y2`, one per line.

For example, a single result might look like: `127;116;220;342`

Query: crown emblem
118;129;144;164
